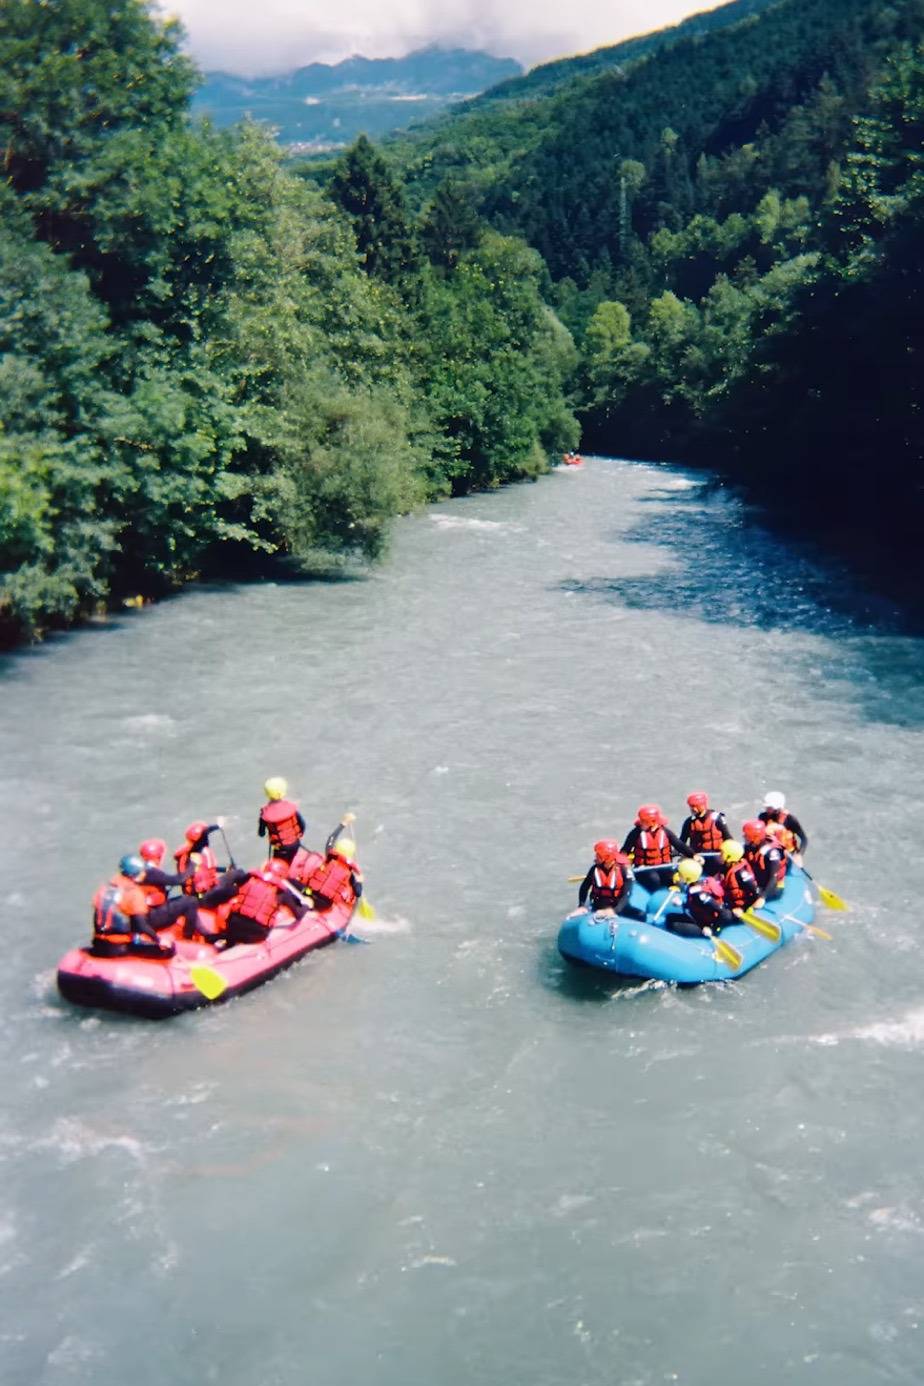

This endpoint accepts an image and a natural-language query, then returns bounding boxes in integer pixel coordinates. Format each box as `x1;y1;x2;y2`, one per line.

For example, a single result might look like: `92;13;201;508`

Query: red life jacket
305;854;356;909
745;841;786;889
633;826;672;866
687;811;725;854
589;864;627;910
92;873;147;944
231;874;280;927
139;879;167;909
260;800;302;849
723;860;759;910
289;847;324;887
176;845;218;895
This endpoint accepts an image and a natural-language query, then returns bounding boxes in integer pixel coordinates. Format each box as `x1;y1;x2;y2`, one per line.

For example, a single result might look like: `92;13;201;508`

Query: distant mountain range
192;46;523;150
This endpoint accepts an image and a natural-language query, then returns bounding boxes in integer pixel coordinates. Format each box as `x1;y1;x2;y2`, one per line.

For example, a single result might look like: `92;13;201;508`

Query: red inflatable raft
57;896;355;1020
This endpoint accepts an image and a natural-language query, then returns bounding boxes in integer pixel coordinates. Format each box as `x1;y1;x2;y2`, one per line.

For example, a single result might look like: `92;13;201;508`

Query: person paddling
621;804;695;890
679;791;730;875
304;830;363;912
577;839;635;916
173;821;247;911
758;791;808;864
222;857;308;948
720;839;764;917
742;819;786;900
135;837;215;939
664;858;738;938
258;777;306;863
91;855;177;958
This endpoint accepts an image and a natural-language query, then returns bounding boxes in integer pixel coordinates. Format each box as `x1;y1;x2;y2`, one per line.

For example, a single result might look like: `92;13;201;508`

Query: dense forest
2;0;922;648
0;2;576;647
380;0;924;542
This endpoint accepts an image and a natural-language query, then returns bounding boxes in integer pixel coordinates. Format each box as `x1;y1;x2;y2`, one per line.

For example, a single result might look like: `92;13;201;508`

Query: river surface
2;458;923;1386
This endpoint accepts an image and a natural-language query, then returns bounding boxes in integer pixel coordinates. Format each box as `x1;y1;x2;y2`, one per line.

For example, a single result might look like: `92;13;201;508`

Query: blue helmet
119;853;146;879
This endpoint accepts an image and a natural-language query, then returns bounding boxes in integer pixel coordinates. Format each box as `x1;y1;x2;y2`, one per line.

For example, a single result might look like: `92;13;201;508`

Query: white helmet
763;791;786;811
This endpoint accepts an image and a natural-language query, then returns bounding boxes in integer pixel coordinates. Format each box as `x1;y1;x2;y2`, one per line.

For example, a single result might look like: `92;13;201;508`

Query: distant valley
192;45;523;150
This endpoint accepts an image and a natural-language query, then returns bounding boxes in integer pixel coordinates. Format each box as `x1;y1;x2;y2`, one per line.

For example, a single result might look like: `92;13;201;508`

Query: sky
163;0;729;76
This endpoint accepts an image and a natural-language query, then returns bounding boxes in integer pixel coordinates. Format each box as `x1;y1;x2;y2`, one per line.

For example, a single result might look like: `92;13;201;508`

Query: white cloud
161;0;724;76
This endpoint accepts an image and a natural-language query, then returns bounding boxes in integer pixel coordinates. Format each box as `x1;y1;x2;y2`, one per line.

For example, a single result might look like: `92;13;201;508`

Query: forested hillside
380;0;924;543
0;2;575;648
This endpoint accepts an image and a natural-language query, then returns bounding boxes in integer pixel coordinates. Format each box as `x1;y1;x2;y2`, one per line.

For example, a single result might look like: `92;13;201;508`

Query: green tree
329;135;419;284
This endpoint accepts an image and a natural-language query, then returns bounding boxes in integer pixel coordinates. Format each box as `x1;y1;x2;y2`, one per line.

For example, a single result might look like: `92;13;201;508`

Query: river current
1;458;923;1386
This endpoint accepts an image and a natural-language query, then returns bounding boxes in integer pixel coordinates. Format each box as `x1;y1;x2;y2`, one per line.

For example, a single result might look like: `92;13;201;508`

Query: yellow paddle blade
742;909;783;942
567;875;584;883
713;937;743;970
817;884;848;911
357;896;376;921
804;922;834;941
189;964;228;1001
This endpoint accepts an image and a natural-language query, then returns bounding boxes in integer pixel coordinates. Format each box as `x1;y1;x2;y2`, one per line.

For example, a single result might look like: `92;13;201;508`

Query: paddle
217;822;236;868
188;963;228;1001
279;875;369;945
802;870;848;911
740;908;783;943
652;887;680;922
778;910;834;941
711;936;743;970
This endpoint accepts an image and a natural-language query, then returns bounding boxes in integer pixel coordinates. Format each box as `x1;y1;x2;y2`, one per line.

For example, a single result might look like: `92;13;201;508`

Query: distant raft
57;896;355;1020
557;865;816;984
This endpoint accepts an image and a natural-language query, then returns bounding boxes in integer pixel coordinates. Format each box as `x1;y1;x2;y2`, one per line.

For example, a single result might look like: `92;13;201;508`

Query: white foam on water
408;1253;458;1269
120;712;177;735
353;914;412;936
852;1008;924;1046
430;514;524;533
35;1118;151;1166
867;1207;924;1235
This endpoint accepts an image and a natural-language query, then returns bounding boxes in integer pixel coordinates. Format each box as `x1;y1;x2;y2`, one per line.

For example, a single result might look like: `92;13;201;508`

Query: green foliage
328;135;419;284
0;2;578;646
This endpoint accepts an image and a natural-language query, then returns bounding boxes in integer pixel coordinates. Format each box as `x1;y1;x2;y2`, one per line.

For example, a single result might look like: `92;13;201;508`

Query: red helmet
185;821;209;843
593;839;621;863
686;791;709;812
742;819;768;844
138;837;166;865
636;804;663;829
264;857;290;880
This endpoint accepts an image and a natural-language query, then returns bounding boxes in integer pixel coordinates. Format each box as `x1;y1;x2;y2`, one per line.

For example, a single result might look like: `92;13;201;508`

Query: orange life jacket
723;860;759;910
173;844;219;896
231;874;280;927
289;846;324;887
687;811;725;854
590;864;627;910
260;799;302;849
92;873;148;943
632;826;672;866
305;854;357;909
765;821;798;854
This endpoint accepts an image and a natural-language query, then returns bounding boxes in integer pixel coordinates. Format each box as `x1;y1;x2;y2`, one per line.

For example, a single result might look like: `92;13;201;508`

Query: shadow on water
538;939;661;1005
558;474;924;730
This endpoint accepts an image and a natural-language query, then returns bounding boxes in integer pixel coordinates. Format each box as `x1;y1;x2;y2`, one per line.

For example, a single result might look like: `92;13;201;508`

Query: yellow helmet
264;777;287;800
675;858;703;884
332;837;355;860
722;839;744;864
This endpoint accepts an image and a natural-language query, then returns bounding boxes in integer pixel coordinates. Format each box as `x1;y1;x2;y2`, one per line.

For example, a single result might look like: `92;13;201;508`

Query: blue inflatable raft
557;865;816;984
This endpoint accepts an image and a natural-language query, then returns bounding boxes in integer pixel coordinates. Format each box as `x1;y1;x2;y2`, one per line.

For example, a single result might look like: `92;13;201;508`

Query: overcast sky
164;1;727;76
